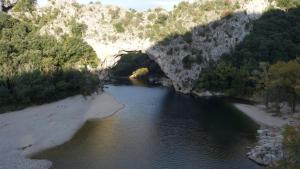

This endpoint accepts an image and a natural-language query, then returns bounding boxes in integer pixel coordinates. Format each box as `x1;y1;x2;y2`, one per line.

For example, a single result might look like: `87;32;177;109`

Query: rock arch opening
109;51;172;86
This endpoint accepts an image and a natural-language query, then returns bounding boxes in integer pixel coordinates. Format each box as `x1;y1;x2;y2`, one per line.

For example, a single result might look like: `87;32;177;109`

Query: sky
37;0;183;11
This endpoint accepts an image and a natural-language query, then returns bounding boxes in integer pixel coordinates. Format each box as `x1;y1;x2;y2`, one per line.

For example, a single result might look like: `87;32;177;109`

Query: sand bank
0;91;124;169
234;103;289;128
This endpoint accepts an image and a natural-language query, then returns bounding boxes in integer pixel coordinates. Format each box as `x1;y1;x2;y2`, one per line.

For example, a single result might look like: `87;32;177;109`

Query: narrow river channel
33;84;262;169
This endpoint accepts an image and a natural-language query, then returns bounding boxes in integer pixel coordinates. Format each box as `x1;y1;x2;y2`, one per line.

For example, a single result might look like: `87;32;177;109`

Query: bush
13;0;36;12
196;62;255;96
69;18;87;37
113;22;125;33
278;120;300;168
276;0;300;9
155;13;168;25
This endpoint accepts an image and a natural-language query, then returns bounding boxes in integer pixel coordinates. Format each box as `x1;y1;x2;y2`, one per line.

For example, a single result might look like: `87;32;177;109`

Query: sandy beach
234;103;289;128
0;91;124;169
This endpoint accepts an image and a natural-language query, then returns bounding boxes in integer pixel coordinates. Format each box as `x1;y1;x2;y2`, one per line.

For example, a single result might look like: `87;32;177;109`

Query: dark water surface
33;85;262;169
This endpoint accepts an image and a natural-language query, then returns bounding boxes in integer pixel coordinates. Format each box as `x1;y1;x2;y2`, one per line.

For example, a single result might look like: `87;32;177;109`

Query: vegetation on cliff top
0;12;100;112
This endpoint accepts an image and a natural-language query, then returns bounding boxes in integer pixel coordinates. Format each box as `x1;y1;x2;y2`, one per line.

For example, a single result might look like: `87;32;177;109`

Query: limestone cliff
32;0;272;92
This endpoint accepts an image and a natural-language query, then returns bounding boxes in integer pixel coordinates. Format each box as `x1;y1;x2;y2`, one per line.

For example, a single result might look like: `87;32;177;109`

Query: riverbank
0;91;124;169
234;103;290;127
234;103;299;166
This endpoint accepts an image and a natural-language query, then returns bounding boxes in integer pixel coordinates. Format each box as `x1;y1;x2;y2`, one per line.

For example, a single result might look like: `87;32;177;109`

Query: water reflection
33;85;261;169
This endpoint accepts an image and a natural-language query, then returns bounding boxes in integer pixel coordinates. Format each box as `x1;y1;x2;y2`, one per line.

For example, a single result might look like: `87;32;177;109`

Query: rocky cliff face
0;0;18;11
34;0;271;92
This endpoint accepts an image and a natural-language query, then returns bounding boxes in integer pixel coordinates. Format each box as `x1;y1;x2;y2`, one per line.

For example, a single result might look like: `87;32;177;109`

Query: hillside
15;0;272;93
0;9;100;112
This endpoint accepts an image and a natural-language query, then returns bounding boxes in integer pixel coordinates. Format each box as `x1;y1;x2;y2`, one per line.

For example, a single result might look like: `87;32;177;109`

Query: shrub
113;22;125;33
13;0;36;12
155;13;168;25
276;0;300;9
69;18;88;37
278;120;300;168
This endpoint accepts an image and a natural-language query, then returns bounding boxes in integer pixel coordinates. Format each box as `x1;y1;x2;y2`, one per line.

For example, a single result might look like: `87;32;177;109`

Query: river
32;84;262;169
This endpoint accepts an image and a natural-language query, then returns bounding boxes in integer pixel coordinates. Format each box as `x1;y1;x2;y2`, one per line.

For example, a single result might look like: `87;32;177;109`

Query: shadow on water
32;84;261;169
29;4;300;169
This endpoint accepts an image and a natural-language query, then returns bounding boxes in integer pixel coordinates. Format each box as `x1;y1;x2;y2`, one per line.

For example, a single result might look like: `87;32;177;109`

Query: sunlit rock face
35;0;270;92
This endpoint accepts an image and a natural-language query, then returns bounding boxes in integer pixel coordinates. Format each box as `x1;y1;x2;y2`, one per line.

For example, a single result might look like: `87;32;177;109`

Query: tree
266;59;300;113
196;61;254;97
278;118;300;169
255;62;271;108
0;12;100;112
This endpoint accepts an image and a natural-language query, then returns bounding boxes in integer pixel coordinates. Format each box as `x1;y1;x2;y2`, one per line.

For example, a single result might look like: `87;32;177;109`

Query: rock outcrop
34;0;271;92
247;128;284;165
0;0;18;11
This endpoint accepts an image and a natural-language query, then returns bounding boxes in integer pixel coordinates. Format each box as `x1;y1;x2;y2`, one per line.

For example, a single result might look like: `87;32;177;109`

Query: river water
33;84;262;169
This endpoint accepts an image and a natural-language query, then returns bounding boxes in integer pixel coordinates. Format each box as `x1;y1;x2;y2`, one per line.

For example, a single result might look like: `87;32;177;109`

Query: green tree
266;59;300;113
278;119;300;169
196;61;254;96
0;12;100;113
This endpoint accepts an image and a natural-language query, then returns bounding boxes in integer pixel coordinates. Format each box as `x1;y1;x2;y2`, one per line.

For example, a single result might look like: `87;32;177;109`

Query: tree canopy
0;12;100;112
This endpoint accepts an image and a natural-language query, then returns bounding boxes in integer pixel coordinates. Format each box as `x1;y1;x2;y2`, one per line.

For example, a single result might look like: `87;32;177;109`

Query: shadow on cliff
106;6;300;91
146;6;300;91
106;9;259;88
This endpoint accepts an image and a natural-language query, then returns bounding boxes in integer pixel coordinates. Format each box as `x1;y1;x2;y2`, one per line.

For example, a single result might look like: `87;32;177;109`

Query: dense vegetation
13;0;36;12
0;12;100;112
196;6;300;112
278;118;300;169
98;0;243;42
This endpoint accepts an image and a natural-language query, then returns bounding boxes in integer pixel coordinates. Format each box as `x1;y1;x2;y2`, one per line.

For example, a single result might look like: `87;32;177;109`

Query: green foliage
196;7;300;99
196;62;254;96
13;0;36;12
0;69;99;106
0;12;99;112
113;22;125;33
225;8;300;69
276;0;300;9
35;8;60;28
155;13;168;25
278;120;300;169
265;59;300;113
69;18;87;37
